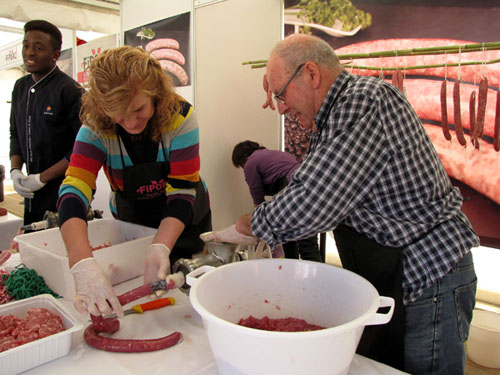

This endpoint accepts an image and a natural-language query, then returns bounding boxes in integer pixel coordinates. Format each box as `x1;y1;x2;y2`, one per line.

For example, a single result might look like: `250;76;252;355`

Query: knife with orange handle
126;297;175;315
93;297;175;320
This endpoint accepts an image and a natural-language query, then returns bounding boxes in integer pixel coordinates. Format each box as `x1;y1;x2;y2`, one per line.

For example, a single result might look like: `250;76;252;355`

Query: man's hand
71;258;123;317
200;225;258;245
262;74;276;110
21;173;46;192
10;169;34;198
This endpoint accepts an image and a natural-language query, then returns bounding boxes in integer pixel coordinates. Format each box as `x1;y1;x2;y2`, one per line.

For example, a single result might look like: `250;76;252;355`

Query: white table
1;254;407;375
0;213;22;250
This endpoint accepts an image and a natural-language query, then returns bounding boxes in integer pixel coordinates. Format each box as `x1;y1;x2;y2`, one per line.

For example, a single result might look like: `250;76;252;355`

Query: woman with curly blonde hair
57;46;211;318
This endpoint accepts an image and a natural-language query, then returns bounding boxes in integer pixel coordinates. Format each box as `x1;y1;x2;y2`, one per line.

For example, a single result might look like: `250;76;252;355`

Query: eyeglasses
274;63;305;104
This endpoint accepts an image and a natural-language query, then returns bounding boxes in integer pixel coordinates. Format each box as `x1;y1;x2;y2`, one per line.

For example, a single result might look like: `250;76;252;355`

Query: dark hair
24;20;62;51
232;140;266;168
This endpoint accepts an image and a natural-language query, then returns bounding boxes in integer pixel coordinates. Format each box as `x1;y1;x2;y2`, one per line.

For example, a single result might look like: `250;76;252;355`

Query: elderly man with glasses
202;33;478;375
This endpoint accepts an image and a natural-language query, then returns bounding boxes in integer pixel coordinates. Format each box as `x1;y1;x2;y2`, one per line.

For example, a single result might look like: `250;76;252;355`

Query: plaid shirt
252;70;479;303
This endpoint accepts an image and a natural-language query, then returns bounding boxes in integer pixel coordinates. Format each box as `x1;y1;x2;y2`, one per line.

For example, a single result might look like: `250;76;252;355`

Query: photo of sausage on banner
281;0;500;248
124;12;191;88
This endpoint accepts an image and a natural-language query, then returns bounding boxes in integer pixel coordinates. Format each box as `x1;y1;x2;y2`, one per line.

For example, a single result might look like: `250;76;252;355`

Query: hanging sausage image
440;80;452;141
494;89;500;152
469;90;476;146
453;80;467;147
473;77;489;149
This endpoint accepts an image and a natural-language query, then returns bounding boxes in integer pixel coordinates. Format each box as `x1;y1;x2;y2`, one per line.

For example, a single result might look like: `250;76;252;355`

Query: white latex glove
21;173;46;192
144;243;171;285
200;225;258;245
254;240;272;259
70;258;123;317
10;169;34;198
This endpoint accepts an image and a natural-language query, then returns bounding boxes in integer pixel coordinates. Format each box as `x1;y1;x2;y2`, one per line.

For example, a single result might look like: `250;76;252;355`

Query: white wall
121;0;283;229
195;0;282;228
0;69;24;175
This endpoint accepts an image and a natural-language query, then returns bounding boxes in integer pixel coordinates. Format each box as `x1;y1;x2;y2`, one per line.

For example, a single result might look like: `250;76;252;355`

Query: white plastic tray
0;294;82;375
15;218;156;299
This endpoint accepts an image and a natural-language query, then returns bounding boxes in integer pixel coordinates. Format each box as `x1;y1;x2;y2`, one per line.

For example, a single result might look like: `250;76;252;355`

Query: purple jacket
243;148;299;205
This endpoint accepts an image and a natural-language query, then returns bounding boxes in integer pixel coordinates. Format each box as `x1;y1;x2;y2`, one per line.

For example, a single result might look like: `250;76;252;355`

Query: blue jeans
404;251;477;374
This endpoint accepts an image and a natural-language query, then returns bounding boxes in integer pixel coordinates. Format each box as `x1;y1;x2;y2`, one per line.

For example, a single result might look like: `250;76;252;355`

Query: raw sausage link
453;81;467;146
117;284;154;306
495;90;500;152
150;48;185;66
440;80;451;141
89;314;120;333
84;287;182;353
473;77;489;148
0;250;11;266
145;38;180;51
469;90;476;146
84;315;182;353
116;275;181;306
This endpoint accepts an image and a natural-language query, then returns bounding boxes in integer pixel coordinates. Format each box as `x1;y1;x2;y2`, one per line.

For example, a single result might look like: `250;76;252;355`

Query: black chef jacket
9;66;83;224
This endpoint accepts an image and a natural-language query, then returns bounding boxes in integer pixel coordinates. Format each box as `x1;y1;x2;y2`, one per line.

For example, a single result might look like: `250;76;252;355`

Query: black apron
333;224;405;371
114;133;212;264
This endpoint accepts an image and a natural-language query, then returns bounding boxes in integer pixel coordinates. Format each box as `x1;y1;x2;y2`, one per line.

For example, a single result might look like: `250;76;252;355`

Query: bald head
265;34;345;127
269;34;343;75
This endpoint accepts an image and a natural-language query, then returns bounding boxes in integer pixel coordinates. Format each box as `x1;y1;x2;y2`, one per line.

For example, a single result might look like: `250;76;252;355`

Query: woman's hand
71;257;123;317
144;243;171;284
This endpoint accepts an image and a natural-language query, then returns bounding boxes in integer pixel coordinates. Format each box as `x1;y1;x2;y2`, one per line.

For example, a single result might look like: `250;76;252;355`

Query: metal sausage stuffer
172;242;247;293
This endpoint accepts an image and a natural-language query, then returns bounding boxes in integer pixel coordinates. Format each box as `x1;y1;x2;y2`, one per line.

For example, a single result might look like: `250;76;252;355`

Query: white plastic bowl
467;309;500;368
187;259;394;375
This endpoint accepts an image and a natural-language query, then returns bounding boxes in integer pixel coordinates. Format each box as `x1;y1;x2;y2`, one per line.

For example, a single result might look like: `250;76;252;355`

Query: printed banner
76;33;119;84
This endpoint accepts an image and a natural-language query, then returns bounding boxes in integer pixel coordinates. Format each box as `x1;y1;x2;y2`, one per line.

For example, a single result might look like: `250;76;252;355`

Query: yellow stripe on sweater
63;175;94;201
66;165;97;190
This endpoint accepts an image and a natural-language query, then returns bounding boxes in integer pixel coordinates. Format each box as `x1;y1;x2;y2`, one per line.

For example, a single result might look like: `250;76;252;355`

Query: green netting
2;264;60;300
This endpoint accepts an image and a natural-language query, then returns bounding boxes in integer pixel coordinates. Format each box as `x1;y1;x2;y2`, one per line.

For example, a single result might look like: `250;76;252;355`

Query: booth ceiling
0;0;120;35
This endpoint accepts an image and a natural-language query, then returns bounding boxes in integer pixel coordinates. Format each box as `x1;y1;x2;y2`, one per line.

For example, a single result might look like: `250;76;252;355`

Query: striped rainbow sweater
58;100;203;225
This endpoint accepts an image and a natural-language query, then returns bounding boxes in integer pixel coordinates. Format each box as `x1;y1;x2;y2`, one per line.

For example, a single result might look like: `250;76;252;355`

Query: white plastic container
467;309;500;368
15;218;156;300
0;294;82;375
187;259;394;375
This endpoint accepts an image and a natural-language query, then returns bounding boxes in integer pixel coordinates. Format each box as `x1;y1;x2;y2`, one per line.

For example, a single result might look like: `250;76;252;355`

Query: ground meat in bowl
238;315;325;332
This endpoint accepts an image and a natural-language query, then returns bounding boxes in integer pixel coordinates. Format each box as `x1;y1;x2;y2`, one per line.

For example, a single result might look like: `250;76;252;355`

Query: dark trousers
265;177;323;263
23;177;63;225
283;235;323;262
